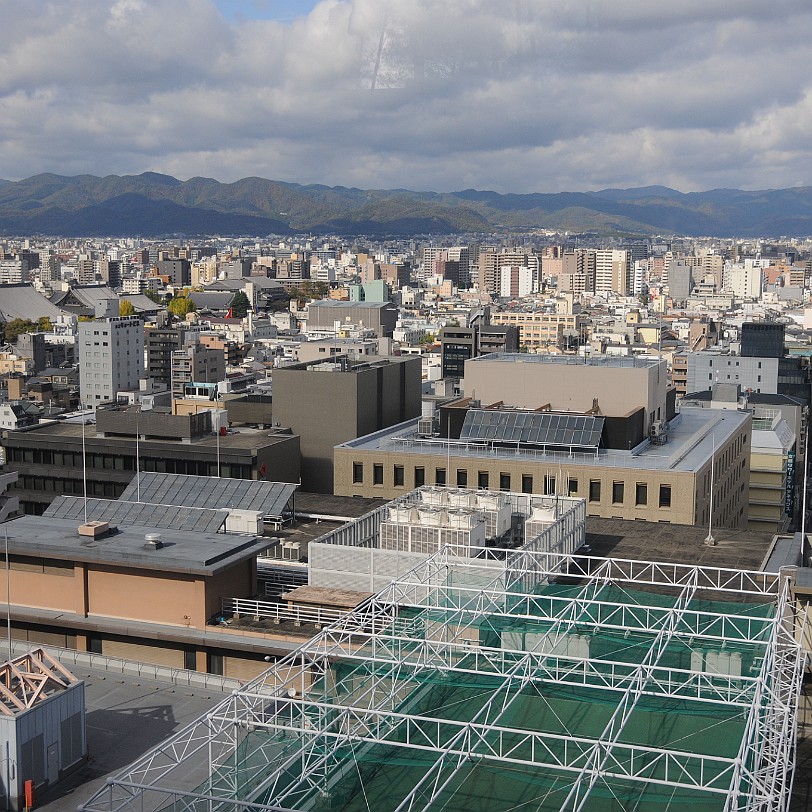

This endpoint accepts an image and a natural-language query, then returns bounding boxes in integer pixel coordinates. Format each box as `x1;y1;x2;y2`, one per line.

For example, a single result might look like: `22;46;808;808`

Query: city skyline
0;1;811;195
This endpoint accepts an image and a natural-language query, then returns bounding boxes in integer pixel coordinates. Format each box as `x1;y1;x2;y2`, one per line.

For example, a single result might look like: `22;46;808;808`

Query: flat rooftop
340;406;750;474
470;352;663;369
7;420;295;451
4;515;265;575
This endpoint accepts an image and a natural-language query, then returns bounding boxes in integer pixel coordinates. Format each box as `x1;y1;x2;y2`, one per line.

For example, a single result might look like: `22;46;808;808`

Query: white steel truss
79;550;805;812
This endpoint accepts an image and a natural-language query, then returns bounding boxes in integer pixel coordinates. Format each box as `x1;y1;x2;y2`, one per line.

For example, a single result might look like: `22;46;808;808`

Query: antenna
81;403;88;524
704;434;716;546
802;420;809;543
4;525;11;661
136;405;141;502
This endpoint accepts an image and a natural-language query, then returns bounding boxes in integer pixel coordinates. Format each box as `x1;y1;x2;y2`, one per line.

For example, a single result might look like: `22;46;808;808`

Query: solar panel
119;473;296;517
43;496;229;533
460;410;604;449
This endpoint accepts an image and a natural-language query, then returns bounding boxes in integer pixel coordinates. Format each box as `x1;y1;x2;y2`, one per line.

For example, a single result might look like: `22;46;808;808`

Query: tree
119;299;135;317
36;316;52;332
143;289;163;304
3;319;37;342
168;296;196;317
228;291;250;318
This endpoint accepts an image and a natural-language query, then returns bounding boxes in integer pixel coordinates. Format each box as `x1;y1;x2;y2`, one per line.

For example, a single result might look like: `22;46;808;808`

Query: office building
78;316;144;404
1;407;300;514
305;301;399;338
273;355;421;493
336;354;750;529
171;345;225;399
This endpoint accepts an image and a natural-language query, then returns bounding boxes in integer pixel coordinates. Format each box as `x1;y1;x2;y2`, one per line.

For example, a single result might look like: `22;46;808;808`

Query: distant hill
1;172;811;237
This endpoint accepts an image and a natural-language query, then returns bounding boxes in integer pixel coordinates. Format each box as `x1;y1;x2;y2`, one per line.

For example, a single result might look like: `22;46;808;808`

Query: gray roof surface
44;495;229;533
308;301;394;309
119;472;296;516
0;283;64;321
340;406;750;474
187;291;233;309
4;514;263;574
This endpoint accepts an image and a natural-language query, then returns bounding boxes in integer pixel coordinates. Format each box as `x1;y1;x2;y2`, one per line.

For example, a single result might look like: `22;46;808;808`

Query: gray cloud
0;0;810;193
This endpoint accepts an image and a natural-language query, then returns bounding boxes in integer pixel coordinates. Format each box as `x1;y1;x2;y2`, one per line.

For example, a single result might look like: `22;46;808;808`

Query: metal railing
5;639;242;692
220;597;348;627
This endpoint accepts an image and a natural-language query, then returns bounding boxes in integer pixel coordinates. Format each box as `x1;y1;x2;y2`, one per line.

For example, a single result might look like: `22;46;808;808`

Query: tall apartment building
171;345;225;398
156;258;191;287
594;249;631;295
558;250;595;293
0;259;29;285
78;316;144;404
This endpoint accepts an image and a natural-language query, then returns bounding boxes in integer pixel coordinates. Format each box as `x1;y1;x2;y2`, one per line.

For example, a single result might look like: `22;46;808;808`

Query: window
635;483;648;506
436;468;446;485
659;485;672;508
184;649;197;671
544;475;556;495
499;473;511;491
373;464;384;486
478;471;489;489
521;475;533;494
612;481;624;504
568;477;578;496
414;467;425;487
589;480;601;502
352;463;363;484
456;469;468;487
393;465;404;487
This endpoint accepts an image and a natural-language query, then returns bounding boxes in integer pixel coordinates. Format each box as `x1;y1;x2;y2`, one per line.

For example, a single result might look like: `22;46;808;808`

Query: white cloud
0;0;810;192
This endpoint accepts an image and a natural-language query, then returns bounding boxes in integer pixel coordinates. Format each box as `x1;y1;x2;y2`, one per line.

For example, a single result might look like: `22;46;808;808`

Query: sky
0;0;811;194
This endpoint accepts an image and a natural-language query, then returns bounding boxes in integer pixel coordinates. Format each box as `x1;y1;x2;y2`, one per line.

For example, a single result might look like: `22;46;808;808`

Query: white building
726;261;764;300
78;316;144;404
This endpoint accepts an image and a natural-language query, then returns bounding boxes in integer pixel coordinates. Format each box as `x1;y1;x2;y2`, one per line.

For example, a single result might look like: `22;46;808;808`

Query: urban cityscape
1;1;812;811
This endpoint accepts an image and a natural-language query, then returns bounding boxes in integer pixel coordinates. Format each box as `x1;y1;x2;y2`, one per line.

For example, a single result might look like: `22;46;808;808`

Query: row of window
352;462;672;507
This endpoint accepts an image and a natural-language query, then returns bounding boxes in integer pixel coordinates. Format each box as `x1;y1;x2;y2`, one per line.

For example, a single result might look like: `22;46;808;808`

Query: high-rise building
594;249;631;295
78;316;144;404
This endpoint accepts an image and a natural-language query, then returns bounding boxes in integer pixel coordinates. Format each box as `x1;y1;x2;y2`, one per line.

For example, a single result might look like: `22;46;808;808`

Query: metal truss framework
80;550;806;812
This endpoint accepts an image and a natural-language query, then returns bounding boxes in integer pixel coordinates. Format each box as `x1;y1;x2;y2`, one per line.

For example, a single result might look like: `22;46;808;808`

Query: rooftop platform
470;351;663;369
340;406;750;473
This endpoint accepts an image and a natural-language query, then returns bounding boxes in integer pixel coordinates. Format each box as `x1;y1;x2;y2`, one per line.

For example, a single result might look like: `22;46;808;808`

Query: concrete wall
463;357;667;433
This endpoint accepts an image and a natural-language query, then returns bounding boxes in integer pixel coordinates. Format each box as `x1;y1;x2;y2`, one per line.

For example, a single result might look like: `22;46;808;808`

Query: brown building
273;355;421;493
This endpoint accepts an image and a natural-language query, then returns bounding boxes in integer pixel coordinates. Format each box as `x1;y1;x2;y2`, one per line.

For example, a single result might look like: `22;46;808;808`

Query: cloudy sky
1;0;810;193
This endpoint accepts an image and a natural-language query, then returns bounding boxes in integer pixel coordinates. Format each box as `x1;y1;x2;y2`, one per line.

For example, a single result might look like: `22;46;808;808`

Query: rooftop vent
144;532;164;551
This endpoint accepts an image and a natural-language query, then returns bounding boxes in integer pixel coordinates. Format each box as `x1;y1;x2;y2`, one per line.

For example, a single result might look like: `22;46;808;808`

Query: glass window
456;469;467;487
659;485;672;508
414;467;425;487
352;462;363;484
589;480;601;502
373;464;384;485
499;473;511;491
544;475;556;495
435;468;446;485
612;481;624;504
478;471;489;489
635;483;647;506
393;465;404;487
521;475;533;494
567;478;578;496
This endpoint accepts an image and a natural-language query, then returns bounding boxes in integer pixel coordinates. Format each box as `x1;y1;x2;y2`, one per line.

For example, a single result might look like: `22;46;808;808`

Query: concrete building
594;249;631;295
686;351;780;395
335;355;750;530
1;407;300;514
78;316;144;404
491;311;584;352
273;355;421;493
304;301;399;338
171;345;225;399
439;324;519;378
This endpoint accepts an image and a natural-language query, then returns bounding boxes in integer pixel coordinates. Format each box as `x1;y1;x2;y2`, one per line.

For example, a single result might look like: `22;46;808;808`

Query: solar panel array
44;496;229;533
119;473;296;517
460;410;604;449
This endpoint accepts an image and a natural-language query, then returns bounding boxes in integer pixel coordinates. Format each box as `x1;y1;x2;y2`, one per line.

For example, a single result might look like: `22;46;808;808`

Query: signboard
785;449;796;516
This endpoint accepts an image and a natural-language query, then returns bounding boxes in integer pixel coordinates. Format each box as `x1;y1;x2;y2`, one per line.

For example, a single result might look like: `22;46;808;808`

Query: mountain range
1;172;812;238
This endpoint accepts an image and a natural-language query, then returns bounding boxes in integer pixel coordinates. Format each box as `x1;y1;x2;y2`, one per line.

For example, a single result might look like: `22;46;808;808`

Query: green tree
3;318;37;342
36;316;52;332
228;291;251;318
143;289;163;304
168;296;196;317
119;299;135;317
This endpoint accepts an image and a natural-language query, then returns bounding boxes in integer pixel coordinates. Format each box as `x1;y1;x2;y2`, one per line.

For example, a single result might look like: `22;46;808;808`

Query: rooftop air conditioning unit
417;417;436;437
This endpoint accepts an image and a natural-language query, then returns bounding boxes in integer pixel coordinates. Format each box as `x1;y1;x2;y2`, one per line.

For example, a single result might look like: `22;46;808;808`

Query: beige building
490;311;584;352
336;354;750;530
462;354;669;435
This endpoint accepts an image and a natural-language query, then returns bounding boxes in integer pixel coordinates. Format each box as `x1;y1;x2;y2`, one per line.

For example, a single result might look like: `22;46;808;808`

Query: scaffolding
81;549;804;812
